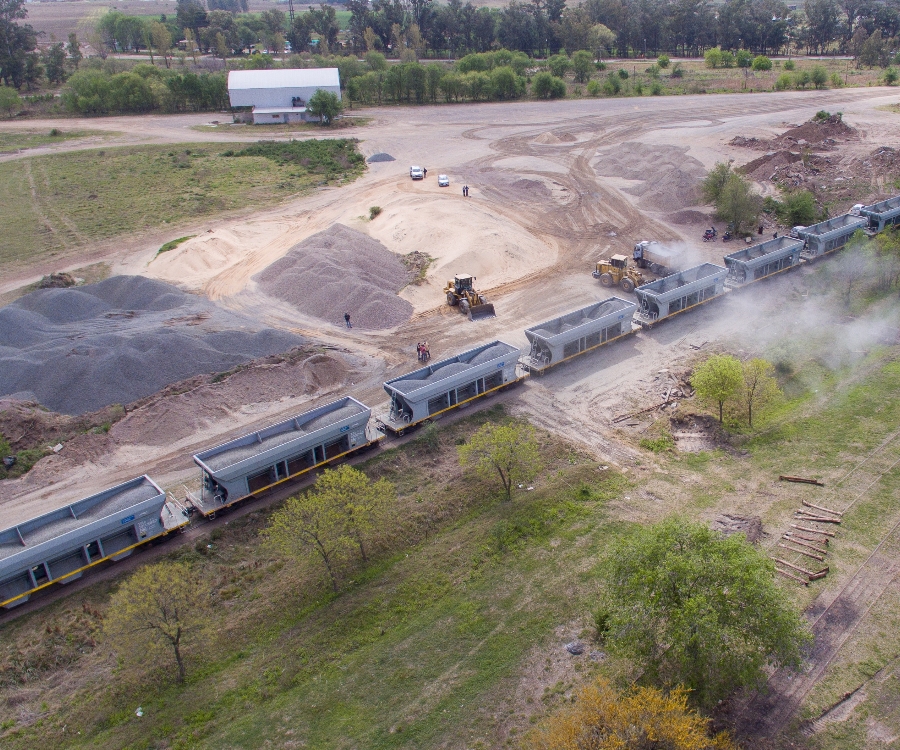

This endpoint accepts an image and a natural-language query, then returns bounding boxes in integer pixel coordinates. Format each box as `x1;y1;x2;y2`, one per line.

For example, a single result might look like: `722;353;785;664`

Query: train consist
3;194;898;611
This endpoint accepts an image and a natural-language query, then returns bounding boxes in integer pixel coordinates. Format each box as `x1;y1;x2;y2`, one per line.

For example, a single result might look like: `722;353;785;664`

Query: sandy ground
2;87;900;522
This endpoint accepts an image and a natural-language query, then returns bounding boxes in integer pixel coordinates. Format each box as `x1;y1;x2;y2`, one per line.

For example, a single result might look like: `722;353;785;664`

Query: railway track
736;431;900;739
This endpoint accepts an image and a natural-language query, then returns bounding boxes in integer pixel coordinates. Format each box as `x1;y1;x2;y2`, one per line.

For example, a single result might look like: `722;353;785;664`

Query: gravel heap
367;152;395;162
0;276;303;415
254;224;413;329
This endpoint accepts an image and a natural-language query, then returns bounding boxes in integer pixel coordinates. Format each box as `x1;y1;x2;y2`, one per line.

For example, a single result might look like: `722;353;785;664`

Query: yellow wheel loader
592;254;644;293
444;274;496;321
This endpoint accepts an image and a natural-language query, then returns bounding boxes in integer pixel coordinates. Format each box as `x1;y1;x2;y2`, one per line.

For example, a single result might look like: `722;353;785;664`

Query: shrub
595;61;607;71
670;63;684;78
634;80;644;95
547;53;570;78
784;59;796;70
795;69;812;88
705;47;723;68
532;71;566;99
736;49;753;68
572;50;593;83
831;72;844;87
586;79;601;96
369;206;382;220
617;68;628;79
885;67;899;85
751;55;772;71
775;73;793;90
657;54;670;68
777;190;817;226
603;73;621;95
811;65;828;89
650;81;663;95
646;64;660;79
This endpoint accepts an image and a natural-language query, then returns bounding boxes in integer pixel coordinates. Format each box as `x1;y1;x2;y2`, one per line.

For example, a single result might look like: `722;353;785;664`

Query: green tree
775;72;793;90
571;50;593;83
736;49;753;68
795;69;812;88
657;53;670;68
532;71;566;99
810;65;828;89
589;24;615;60
547;53;570;78
458;421;543;502
704;47;723;68
700;161;733;204
308;88;343;124
66;32;82;70
43;42;66;85
691;353;743;423
886;67;899;85
307;465;394;563
0;85;19;117
0;0;39;88
103;560;211;683
148;21;173;68
751;55;772;71
778;190;817;226
264;485;354;592
742;358;781;427
715;172;762;237
599;518;811;708
366;50;387;70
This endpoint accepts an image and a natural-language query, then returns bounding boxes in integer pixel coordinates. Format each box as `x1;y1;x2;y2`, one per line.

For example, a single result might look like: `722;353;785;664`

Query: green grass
157;235;195;254
0;129;109;152
0;139;365;273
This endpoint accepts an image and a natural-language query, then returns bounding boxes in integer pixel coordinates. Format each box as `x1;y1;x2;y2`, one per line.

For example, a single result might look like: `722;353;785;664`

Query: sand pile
510;178;552;199
535;132;562;144
595;142;705;212
740;150;802;181
0;276;303;415
367;152;395;163
254;224;413;330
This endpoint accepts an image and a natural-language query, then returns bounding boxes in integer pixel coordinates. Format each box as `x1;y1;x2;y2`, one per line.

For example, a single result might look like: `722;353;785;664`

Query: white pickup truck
410;166;424;180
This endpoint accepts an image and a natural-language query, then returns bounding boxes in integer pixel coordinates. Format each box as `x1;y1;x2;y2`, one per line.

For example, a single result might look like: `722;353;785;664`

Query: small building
227;68;341;124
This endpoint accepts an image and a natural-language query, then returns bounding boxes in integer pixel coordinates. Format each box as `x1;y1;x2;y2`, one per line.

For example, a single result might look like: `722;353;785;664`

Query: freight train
3;195;899;611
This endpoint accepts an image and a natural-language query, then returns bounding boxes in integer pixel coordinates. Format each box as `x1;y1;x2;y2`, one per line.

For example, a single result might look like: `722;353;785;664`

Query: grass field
4;309;900;748
0;129;112;153
0;139;365;274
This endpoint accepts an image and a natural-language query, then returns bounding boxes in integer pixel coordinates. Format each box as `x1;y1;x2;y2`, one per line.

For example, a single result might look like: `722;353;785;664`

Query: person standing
423;168;427;178
344;312;352;328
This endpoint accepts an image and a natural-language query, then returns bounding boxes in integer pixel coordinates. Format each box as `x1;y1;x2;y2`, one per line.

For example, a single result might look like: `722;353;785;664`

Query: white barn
227;68;341;124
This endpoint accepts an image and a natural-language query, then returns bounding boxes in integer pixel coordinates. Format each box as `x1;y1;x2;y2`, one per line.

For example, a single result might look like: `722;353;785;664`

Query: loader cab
610;254;628;270
454;275;475;293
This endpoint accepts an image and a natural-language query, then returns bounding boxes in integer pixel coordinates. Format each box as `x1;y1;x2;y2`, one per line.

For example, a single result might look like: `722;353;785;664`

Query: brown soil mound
557;132;577;142
730;115;857;153
510;178;552;198
254;224;414;330
667;209;712;225
711;514;763;544
0;399;124;453
740;150;802;181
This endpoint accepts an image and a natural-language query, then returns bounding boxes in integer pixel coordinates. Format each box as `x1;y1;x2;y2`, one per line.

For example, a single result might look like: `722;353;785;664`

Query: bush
705;47;723;68
657;54;670;69
885;67;899;85
831;72;844;87
547;53;571;78
646;64;660;79
369;206;382;220
811;65;828;89
634;80;644;95
603;73;621;95
778;190;818;226
775;73;793;90
572;50;593;83
736;49;753;68
795;69;812;88
751;55;772;71
670;62;684;78
586;79;602;96
813;109;830;121
650;81;663;95
531;71;566;99
617;68;628;79
784;59;796;70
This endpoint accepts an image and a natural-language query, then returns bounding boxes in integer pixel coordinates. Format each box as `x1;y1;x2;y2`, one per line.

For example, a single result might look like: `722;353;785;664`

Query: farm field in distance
2;86;900;749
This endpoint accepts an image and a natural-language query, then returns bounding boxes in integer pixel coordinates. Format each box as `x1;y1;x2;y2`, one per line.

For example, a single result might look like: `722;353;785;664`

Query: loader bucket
468;303;496;321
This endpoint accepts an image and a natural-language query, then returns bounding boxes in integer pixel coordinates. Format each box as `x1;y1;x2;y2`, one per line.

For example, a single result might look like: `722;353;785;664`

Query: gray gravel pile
254;224;413;329
0;276;303;415
367;152;395;163
469;343;514;365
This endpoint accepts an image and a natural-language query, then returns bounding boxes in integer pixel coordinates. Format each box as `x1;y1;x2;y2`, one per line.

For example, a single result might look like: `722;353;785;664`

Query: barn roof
227;68;340;91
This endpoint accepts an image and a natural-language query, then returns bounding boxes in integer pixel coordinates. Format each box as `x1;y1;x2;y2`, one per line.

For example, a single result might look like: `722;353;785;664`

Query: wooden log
778;542;826;561
776;567;809;585
786;531;830;545
809;568;830;581
774;557;819;576
794;513;841;524
802;500;843;516
780;475;826;486
783;535;829;553
792;524;836;537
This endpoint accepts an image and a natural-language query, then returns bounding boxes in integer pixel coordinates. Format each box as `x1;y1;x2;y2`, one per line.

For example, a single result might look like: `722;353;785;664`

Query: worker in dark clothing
344;312;352;328
423;168;427;178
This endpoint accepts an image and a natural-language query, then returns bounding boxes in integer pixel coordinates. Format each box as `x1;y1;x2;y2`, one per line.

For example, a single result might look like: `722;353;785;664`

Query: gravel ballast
254;224;413;330
0;276;303;415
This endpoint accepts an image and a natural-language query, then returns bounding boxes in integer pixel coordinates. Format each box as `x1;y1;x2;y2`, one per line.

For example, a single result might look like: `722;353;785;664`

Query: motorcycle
722;231;733;242
703;229;717;242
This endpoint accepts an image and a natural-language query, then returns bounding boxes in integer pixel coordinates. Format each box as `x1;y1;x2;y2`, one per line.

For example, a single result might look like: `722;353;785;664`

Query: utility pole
288;0;295;25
